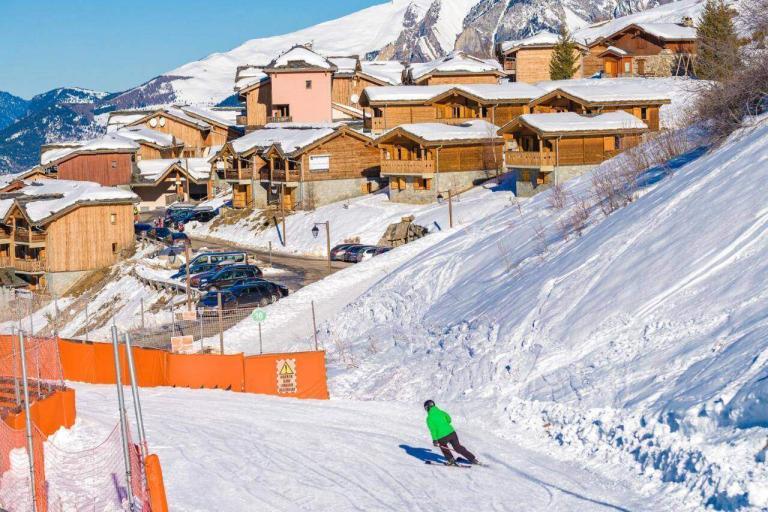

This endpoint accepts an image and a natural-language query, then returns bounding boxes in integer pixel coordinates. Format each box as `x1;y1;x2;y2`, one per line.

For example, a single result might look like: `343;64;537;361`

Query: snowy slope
63;383;690;511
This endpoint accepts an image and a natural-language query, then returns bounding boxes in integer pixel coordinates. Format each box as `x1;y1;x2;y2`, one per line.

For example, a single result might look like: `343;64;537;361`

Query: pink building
264;45;335;123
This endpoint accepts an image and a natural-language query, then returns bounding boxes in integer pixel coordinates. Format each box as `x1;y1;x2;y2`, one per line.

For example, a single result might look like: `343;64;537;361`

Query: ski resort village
0;0;766;509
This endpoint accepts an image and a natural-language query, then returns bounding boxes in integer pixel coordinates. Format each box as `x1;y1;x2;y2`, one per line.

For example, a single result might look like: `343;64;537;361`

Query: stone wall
388;170;492;204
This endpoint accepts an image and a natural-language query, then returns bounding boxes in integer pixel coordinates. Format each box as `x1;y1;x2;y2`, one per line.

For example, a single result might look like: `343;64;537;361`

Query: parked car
191;264;263;292
196;280;288;314
352;246;391;263
154;246;185;264
148;227;188;245
341;245;372;263
330;243;359;262
188;251;247;267
189;209;218;223
171;262;225;280
134;222;153;237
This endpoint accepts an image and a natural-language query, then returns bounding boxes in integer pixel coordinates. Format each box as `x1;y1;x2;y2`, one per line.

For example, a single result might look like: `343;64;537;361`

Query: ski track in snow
62;383;674;512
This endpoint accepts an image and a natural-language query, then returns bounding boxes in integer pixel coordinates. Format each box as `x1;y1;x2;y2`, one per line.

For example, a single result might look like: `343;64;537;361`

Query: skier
424;400;480;466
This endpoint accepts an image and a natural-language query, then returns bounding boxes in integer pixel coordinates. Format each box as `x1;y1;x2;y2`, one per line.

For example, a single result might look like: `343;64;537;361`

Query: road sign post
251;309;266;354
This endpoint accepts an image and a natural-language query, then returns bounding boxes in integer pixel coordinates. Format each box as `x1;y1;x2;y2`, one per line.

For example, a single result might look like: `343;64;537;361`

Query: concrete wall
46;270;91;295
511;164;596;197
270;71;333;123
388;170;492;204
301;177;382;208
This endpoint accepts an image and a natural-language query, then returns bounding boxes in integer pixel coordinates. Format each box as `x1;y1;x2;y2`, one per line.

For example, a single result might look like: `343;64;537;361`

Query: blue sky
0;0;382;99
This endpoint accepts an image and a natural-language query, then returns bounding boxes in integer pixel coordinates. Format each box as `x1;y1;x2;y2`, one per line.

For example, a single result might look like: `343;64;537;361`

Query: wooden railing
14;228;46;244
270;169;300;182
505;151;556;168
0;228;10;241
435;116;488;125
366;118;387;131
381;160;436;174
267;116;292;124
14;258;47;273
0;256;10;267
223;168;255;181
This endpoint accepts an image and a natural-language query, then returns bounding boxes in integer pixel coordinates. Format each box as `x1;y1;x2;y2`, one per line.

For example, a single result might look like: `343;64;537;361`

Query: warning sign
276;358;297;394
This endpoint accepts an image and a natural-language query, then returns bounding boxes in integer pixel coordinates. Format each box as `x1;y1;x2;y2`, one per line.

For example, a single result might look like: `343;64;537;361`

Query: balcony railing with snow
505;151;555;168
381;160;436;174
14;258;47;273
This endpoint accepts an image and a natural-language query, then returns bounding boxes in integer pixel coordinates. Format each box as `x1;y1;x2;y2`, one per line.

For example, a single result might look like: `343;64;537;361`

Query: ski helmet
423;399;435;411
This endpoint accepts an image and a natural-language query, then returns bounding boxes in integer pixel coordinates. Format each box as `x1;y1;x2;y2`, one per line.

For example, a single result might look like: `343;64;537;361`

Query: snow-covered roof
0;179;137;225
452;83;546;102
181;106;240;128
534;82;671;105
234;65;270;92
360;61;405;85
632;22;697;41
116;126;177;148
600;45;629;56
500;30;561;52
0;167;43;187
512;111;648;134
328;56;360;75
41;134;140;165
409;52;503;82
382;120;501;143
266;45;336;71
135;158;211;183
227;124;340;156
106;110;154;133
363;85;453;103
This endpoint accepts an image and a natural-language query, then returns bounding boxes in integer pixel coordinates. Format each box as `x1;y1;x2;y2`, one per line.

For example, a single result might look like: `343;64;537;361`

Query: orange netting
0;417;46;512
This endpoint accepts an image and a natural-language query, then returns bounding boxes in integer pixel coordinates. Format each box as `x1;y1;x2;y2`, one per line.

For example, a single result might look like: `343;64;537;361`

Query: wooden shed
406;52;506;85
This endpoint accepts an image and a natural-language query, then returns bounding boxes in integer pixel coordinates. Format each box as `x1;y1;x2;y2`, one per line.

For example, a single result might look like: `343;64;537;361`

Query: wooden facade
129;111;238;157
331;73;386;110
56;152;135;186
415;73;502;86
136;142;183;161
242;80;273;129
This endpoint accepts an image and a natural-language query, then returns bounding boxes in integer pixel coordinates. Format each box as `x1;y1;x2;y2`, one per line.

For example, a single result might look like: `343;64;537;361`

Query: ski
424;460;472;468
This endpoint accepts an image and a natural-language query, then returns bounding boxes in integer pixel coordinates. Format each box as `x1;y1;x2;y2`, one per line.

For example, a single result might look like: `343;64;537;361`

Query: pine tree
549;26;580;80
695;0;742;81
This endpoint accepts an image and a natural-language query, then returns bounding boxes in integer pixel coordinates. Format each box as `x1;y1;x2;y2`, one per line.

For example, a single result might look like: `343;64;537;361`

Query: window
390;177;406;190
452;106;462;118
306;80;312;89
614;136;622;150
641;107;648;120
373;107;383;118
112;242;118;254
111;160;118;168
413;178;432;191
624;61;631;73
110;213;117;225
480;106;489;118
309;155;330;172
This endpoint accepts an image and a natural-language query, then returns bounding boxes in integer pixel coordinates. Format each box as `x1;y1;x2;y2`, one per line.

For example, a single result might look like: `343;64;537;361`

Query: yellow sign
276;358;297;394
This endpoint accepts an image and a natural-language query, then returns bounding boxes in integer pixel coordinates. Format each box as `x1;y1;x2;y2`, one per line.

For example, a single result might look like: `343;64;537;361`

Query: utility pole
311;222;331;274
124;333;148;460
280;186;287;247
217;292;224;354
184;241;192;311
437;190;454;228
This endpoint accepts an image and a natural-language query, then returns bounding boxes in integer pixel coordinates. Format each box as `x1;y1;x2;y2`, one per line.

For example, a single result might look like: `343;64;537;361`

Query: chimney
680;16;694;27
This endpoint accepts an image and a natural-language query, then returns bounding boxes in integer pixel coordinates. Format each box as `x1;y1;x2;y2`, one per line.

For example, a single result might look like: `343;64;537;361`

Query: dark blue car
190;264;263;291
171;262;224;280
196;280;288;314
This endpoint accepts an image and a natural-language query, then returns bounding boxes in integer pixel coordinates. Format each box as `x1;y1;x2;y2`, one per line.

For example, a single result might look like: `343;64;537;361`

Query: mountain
0;91;29;131
0;0;706;173
0;88;107;173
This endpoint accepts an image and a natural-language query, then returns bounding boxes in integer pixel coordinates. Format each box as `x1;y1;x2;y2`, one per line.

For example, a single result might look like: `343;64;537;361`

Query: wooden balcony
223;168;255;181
269;169;300;182
381;160;436;175
267;116;292;124
0;227;10;242
14;258;47;273
435;116;488;126
505;151;556;168
14;228;46;246
0;256;10;267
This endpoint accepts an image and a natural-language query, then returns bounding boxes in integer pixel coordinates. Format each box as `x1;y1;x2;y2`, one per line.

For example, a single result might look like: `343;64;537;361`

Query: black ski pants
436;431;475;462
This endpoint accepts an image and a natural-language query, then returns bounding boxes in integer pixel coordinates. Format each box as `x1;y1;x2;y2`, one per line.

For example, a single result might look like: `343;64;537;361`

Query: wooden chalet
497;31;587;83
590;22;696;77
212;124;381;210
115;126;185;160
529;84;670;131
0;180;137;289
328;57;403;115
0;167;52;193
374;120;503;204
406;52;505;85
131;158;211;210
359;83;544;134
40;135;140;186
127;106;241;158
498;111;648;194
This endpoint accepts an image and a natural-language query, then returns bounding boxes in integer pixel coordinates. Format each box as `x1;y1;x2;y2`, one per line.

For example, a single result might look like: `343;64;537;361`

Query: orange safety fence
4;389;76;438
0;416;46;512
58;339;329;399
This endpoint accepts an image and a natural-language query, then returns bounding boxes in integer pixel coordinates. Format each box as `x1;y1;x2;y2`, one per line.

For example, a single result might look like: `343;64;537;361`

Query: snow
194;191;231;211
233;66;269;92
360;61;405;85
383;120;501;142
327;56;359;75
267;45;335;70
115;126;176;148
517;111;648;133
40;134;139;165
106;111;153;133
363;85;453;103
136;157;210;183
634;22;697;41
228;125;338;155
601;45;629;57
64;383;678;512
456;83;546;102
408;51;502;82
500;30;561;52
428;0;479;54
0;179;137;224
180;106;240;128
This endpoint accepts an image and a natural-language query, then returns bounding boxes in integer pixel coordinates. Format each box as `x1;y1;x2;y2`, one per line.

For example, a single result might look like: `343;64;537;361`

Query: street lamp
437;190;454;228
311;221;331;274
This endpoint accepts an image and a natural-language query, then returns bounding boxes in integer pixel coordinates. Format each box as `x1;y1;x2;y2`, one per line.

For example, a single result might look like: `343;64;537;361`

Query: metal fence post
11;328;20;406
84;301;90;343
217;292;224;354
258;323;263;355
110;325;135;509
311;300;318;351
18;331;38;512
124;333;148;460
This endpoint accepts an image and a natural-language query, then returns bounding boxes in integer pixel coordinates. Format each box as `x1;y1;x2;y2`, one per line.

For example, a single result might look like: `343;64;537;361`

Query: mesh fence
0;289;54;331
44;423;149;512
0;416;47;512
